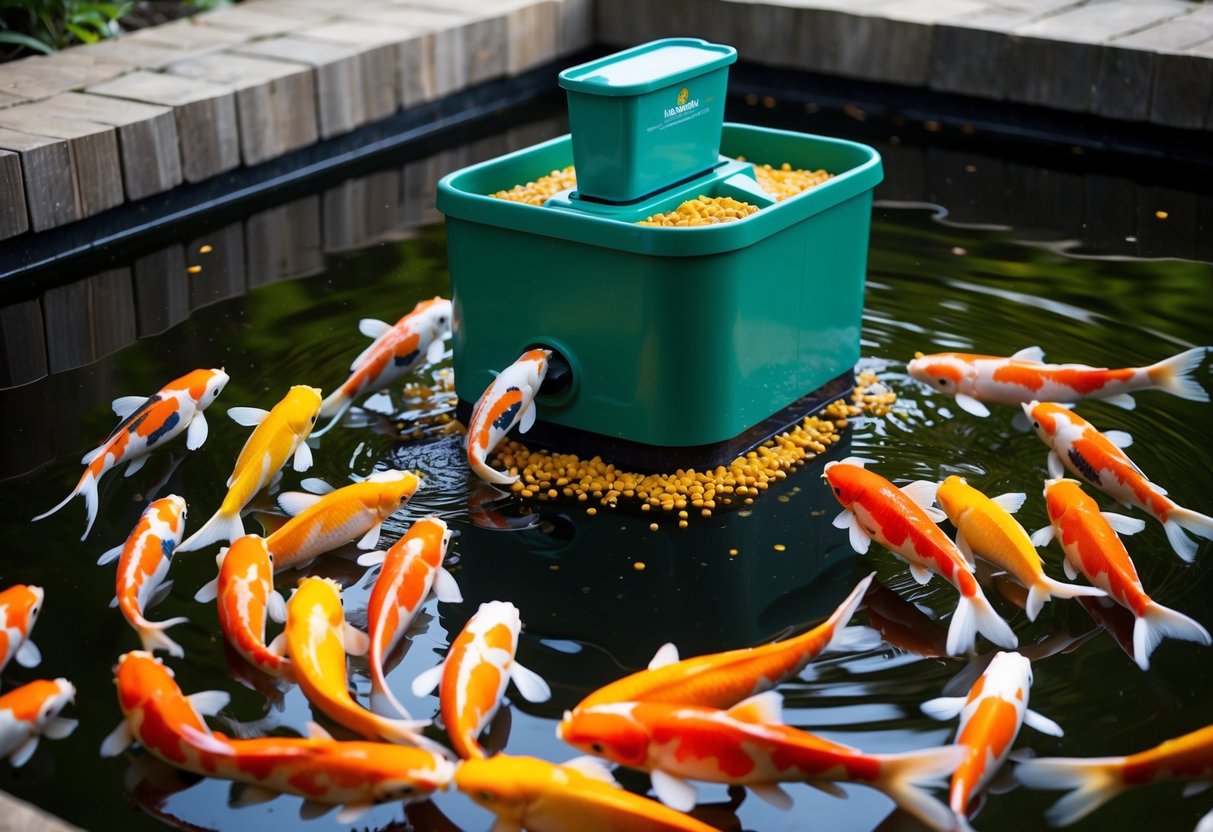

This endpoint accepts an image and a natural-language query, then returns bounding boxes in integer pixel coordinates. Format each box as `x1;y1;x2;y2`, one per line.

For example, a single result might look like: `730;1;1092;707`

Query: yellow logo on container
677;87;689;106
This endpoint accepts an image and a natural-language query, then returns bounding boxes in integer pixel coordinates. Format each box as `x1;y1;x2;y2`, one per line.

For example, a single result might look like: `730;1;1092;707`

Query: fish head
906;353;972;396
519;348;553;389
114;651;176;710
981;651;1032;700
416;297;453;338
284;385;324;435
1042;477;1083;523
822;460;868;508
151;495;188;532
36;678;76;727
454;754;548;818
5;584;44;633
556;704;650;768
934;475;973;520
197;368;230;409
366;470;421;514
1022;400;1067;444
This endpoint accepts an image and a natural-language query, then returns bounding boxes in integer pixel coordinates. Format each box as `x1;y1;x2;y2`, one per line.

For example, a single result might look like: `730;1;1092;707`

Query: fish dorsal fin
188;690;231;717
1023;708;1064;737
100;721;132;757
954;393;991;418
1102;512;1146;536
726;691;783;725
650;769;697;812
510;661;552;704
359;318;392;340
648;643;680;670
920;696;966;722
112;395;146;419
301;477;335;495
180;724;236;756
343;624;370;657
306;721;334;741
1010;346;1046;363
992;492;1027;514
277;491;324;517
349;342;378;371
227;407;268;428
563;755;620;786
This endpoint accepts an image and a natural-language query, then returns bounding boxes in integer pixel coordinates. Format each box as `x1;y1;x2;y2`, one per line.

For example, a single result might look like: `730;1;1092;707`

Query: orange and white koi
1017;722;1213;827
1032;478;1210;670
412;600;550;760
825;459;1017;656
921;651;1062;826
194;534;291;680
268;470;421;571
466;349;550;485
575;572;879;711
0;584;43;673
0;678;76;767
283;576;431;746
455;753;721;832
34;368;229;540
936;476;1105;621
313;297;452;437
907;346;1209;417
178;385;323;553
558;693;963;831
98;495;190;658
356;516;461;719
1025;401;1213;562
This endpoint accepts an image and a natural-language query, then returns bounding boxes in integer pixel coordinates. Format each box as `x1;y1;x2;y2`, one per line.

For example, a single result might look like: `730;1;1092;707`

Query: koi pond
1;98;1211;832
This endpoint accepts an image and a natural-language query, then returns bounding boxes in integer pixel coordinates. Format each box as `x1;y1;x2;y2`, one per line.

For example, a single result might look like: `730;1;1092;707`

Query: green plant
0;0;132;55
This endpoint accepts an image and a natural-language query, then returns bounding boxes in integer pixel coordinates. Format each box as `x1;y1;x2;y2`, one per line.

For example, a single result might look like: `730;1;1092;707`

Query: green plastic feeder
438;40;883;471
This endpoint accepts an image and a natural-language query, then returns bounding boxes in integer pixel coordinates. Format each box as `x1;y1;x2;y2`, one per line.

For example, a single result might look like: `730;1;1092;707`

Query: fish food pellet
649;523;659;532
633;562;646;571
187;265;202;274
586;507;597;516
736;158;834;201
728;548;739;556
199;244;213;254
774;544;787;552
636;195;759;227
489;166;577;206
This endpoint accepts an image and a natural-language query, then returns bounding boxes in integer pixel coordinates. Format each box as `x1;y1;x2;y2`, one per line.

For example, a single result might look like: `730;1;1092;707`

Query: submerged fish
0;584;43;674
907;346;1209;417
466;348;550;485
34;368;229;539
0;678;76;767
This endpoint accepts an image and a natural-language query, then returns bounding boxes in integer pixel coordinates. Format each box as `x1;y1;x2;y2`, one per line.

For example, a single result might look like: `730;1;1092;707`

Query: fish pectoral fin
359;318;391;340
44;717;78;740
1063;557;1079;581
806;781;848;799
15;639;41;668
276;491;324;517
292;441;314;473
1103;393;1136;411
343;624;370;657
186;412;209;451
518;386;537;433
562;755;620;786
306;721;335;741
1029;525;1055;547
908;563;934;586
356;523;382;550
1184;782;1212;798
426;336;447;364
230;784;279;808
920;696;966;721
336;804;373;825
1101;512;1146;536
750;783;794;811
411;663;444;698
1010;346;1046;363
1104;429;1134;449
356;549;386;568
490;820;523;832
267;633;288;657
992;492;1027;514
954;393;991;418
832;508;854;530
108;595;119;609
899;480;940;513
100;721;132;757
301;477;335;495
112;395;146;419
955;532;976;568
509;661;551;704
299;800;334;820
97;543;123;566
124;455;149;478
647;642;681;671
1023;708;1064;737
267;590;288;624
1047;451;1065;479
188;690;231;717
433;567;463;604
227;407;269;428
148;579;175;609
726;691;783;725
10;736;39;768
194;577;219;604
650;769;698;812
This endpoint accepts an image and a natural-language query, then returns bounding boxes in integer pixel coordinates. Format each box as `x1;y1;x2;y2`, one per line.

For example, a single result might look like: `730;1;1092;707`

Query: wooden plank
193;3;337;36
76;38;210;71
244;195;324;287
401;153;441;230
125;17;252;51
0;53;126;100
133;245;190;336
0;149;29;240
187;223;246;309
0;127;77;231
87;71;239;183
321;169;403;252
0;298;47;388
167;53;319;166
293;21;417;111
356;4;509;87
42;268;136;373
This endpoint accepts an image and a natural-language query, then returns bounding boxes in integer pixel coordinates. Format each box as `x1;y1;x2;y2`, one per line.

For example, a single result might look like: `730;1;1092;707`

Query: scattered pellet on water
761;95;776;109
187;265;202;274
774;544;786;552
739;510;752;518
1156;210;1169;219
778;495;790;503
952;247;967;256
549;564;560;571
678;520;688;529
678;510;688;519
649;523;659;532
199;244;213;254
586;507;597;516
728;548;739;556
633;562;646;571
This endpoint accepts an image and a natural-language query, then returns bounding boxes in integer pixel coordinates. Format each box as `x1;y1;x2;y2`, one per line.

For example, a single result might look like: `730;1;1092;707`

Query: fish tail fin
820;572;883;654
470;458;519;486
1133;600;1212;670
311;394;352;437
872;744;966;832
1148;346;1209;403
947;589;1017;656
177;510;246;553
1015;755;1126;826
377;715;448;756
138;617;189;659
1165;507;1213;563
33;470;98;539
369;680;413;720
1027;577;1106;622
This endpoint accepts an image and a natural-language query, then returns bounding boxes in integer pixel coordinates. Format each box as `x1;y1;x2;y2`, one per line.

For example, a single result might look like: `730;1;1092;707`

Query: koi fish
1031;478;1210;670
1024;401;1213;562
98;495;190;658
466;348;550;485
283;576;431;746
1017;722;1213;827
0;584;43;673
34;368;229;539
178;385;323;553
557;693;963;831
356;516;461;718
268;470;421;571
825;459;1017;656
411;600;550;760
0;678;77;767
907;346;1209;417
194;534;291;680
575;572;879;711
312;297;452;437
455;753;722;832
936;476;1105;621
863;578;951;658
921;651;1063;825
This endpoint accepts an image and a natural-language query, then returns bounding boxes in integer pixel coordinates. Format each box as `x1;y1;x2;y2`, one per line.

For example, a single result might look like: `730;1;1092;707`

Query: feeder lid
558;37;737;97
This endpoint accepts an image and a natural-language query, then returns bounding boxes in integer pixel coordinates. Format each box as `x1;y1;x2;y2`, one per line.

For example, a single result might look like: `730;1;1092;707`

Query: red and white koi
313;297;452;437
34;368;229;540
412;600;550;760
0;678;76;767
178;385;323;553
466;349;550;485
283;576;432;747
98;495;190;658
558;693;963;831
921;651;1062;826
576;573;878;711
907;346;1209;417
825;459;1017;656
194;534;291;680
268;470;421;571
356;516;461;719
1025;401;1213;562
0;584;43;674
1017;722;1213;827
1032;477;1210;670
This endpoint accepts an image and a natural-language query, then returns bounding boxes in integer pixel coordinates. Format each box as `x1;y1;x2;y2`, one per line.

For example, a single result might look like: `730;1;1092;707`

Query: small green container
559;38;736;203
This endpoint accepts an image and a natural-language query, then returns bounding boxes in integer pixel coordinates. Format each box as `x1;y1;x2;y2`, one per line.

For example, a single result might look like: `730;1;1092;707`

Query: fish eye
477;791;495;803
1033;421;1040;429
591;742;605;754
833;486;841;496
937;378;949;386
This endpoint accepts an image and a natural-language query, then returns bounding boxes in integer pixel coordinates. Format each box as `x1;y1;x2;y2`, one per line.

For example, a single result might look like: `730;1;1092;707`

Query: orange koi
921;651;1062;825
0;678;76;767
936;476;1104;621
558;693;962;831
1025;401;1213;562
907;346;1208;417
575;572;878;711
825;459;1016;655
0;584;43;673
34;368;229;539
178;385;322;553
411;600;550;760
1017;722;1213;827
313;297;451;437
98;495;190;658
1031;478;1209;669
268;470;421;570
356;516;461;719
456;753;721;832
466;349;550;485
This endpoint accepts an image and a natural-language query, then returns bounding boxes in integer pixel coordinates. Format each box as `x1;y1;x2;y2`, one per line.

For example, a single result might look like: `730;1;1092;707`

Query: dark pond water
1;101;1211;832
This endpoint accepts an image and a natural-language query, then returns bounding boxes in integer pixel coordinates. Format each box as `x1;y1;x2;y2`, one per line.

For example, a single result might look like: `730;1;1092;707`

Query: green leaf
65;21;99;43
0;30;54;53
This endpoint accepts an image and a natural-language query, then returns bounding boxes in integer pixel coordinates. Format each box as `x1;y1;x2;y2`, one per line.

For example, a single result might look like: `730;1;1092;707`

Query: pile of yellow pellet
636;195;759;227
392;368;462;442
751;162;833;200
489;166;577;206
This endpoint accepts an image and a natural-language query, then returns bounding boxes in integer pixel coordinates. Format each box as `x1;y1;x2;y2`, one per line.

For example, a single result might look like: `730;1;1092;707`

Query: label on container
647;86;714;133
